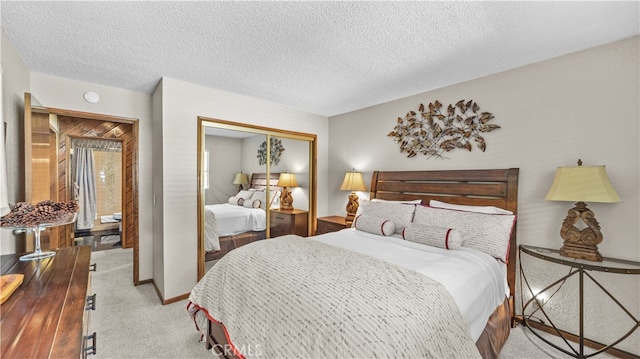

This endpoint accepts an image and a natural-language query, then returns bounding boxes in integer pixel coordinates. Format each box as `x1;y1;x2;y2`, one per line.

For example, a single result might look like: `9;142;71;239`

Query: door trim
36;102;140;285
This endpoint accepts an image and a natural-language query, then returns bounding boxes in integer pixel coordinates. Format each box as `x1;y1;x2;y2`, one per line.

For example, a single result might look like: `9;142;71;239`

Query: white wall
29;73;155;281
1;29;30;255
151;80;164;293
155;77;329;300
205;135;243;204
329;37;639;261
328;37;639;352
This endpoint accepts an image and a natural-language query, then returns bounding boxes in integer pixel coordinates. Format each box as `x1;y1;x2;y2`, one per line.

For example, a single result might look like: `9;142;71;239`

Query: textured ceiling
2;1;638;117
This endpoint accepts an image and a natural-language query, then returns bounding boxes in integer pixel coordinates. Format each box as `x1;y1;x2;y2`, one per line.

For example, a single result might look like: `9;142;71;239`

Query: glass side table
519;244;640;358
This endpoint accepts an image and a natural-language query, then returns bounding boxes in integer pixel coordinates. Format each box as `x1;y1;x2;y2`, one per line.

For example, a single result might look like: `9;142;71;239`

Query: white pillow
251;191;267;209
243;198;262;208
371;198;423;204
236;190;254;200
228;196;238;205
402;224;463;250
355;200;416;234
429;199;513;215
353;214;396;236
413;205;516;263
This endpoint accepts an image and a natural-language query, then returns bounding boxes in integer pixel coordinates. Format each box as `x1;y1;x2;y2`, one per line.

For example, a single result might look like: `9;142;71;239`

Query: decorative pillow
371;198;423;204
355;200;416;234
353;214;396;236
251;191;267;209
236;190;254;200
402;224;463;250
429;199;513;214
413;205;516;263
243;199;262;208
228;196;238;205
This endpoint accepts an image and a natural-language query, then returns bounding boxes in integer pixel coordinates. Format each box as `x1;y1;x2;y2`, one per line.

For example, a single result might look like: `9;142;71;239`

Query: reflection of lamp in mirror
277;172;298;210
340;170;367;226
545;159;621;261
233;172;249;193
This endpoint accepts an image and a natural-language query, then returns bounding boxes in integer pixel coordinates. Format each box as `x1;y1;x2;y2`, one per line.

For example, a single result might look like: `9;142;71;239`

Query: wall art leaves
257;137;285;166
387;100;500;159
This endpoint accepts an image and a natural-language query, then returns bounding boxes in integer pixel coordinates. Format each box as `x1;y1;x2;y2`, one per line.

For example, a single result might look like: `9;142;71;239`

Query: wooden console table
1;246;96;358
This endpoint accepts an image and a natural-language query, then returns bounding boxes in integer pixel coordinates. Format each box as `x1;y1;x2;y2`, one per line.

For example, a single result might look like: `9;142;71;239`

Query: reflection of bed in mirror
204;173;281;262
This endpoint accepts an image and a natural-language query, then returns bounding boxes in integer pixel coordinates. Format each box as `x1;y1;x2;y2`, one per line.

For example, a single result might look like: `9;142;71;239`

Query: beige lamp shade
232;172;249;186
340;171;366;192
277;172;298;188
545;165;620;203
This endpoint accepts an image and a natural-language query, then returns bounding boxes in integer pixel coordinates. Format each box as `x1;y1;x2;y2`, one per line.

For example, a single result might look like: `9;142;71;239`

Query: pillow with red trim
413;205;516;263
353;214;396;236
354;200;416;234
402;224;463;250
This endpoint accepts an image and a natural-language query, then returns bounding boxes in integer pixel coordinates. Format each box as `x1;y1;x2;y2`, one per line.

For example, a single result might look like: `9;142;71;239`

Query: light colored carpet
90;247;614;359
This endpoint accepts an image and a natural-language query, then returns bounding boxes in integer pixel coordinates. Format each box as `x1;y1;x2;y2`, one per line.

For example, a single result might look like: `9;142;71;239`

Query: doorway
71;137;124;251
24;93;141;284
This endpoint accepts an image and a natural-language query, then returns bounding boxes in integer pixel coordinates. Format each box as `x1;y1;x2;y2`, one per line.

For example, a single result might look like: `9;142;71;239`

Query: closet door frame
197;117;317;280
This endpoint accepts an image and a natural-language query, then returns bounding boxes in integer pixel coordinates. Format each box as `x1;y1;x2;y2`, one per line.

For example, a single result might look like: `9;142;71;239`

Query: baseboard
151;279;190;305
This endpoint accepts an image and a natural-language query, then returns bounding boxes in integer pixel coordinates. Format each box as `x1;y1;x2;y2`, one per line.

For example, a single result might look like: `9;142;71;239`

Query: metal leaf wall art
387;100;500;160
257;137;285;166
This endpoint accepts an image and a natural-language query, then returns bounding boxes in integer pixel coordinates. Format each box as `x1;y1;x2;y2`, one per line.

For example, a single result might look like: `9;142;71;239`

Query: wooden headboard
249;173;281;191
370;168;519;323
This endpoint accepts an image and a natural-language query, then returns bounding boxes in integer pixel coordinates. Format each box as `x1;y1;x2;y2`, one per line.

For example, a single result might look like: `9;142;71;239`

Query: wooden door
23;93;67;250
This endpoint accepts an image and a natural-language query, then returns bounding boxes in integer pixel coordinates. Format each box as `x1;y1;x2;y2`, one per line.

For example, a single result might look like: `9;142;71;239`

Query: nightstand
518;245;640;358
316;215;348;235
270;209;308;237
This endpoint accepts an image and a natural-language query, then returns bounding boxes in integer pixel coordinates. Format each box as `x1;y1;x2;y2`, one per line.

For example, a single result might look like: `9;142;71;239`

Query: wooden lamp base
344;192;360;226
280;187;293;210
559;201;604;262
560;242;603;262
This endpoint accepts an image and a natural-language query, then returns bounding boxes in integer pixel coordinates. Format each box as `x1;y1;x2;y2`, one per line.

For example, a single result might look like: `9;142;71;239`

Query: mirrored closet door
197;117;317;279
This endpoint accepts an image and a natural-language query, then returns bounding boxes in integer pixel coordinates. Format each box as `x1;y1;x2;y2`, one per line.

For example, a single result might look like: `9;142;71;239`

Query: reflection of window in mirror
204;150;210;190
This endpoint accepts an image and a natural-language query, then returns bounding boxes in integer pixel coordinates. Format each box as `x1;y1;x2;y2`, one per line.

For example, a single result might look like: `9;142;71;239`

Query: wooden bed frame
369;168;519;359
204;173;281;262
203;168;519;359
369;168;519;319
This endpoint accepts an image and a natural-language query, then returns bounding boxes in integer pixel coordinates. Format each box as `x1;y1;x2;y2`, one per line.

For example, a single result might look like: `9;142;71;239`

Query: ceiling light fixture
83;91;100;104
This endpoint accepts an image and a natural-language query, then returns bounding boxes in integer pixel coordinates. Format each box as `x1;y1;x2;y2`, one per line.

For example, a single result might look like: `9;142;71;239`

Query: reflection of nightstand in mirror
270;209;308;237
316;216;348;235
518;245;640;358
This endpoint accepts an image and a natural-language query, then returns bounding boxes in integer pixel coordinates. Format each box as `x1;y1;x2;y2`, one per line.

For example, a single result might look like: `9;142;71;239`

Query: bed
190;168;519;359
204;173;281;262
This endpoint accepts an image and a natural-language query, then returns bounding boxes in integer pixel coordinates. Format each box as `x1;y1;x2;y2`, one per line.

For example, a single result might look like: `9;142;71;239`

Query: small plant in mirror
257;138;285;166
388;100;500;159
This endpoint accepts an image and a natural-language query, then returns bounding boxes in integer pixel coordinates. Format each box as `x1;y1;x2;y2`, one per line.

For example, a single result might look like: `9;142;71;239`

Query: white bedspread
204;204;266;252
189;234;482;358
312;228;507;341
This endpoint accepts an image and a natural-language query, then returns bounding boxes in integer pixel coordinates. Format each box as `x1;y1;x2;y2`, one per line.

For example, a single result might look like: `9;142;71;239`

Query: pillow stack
347;198;516;262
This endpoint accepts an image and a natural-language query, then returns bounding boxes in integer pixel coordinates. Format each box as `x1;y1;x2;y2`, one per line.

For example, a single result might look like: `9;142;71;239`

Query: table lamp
340;170;367;226
233;172;249;193
277;172;297;210
545;159;621;261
